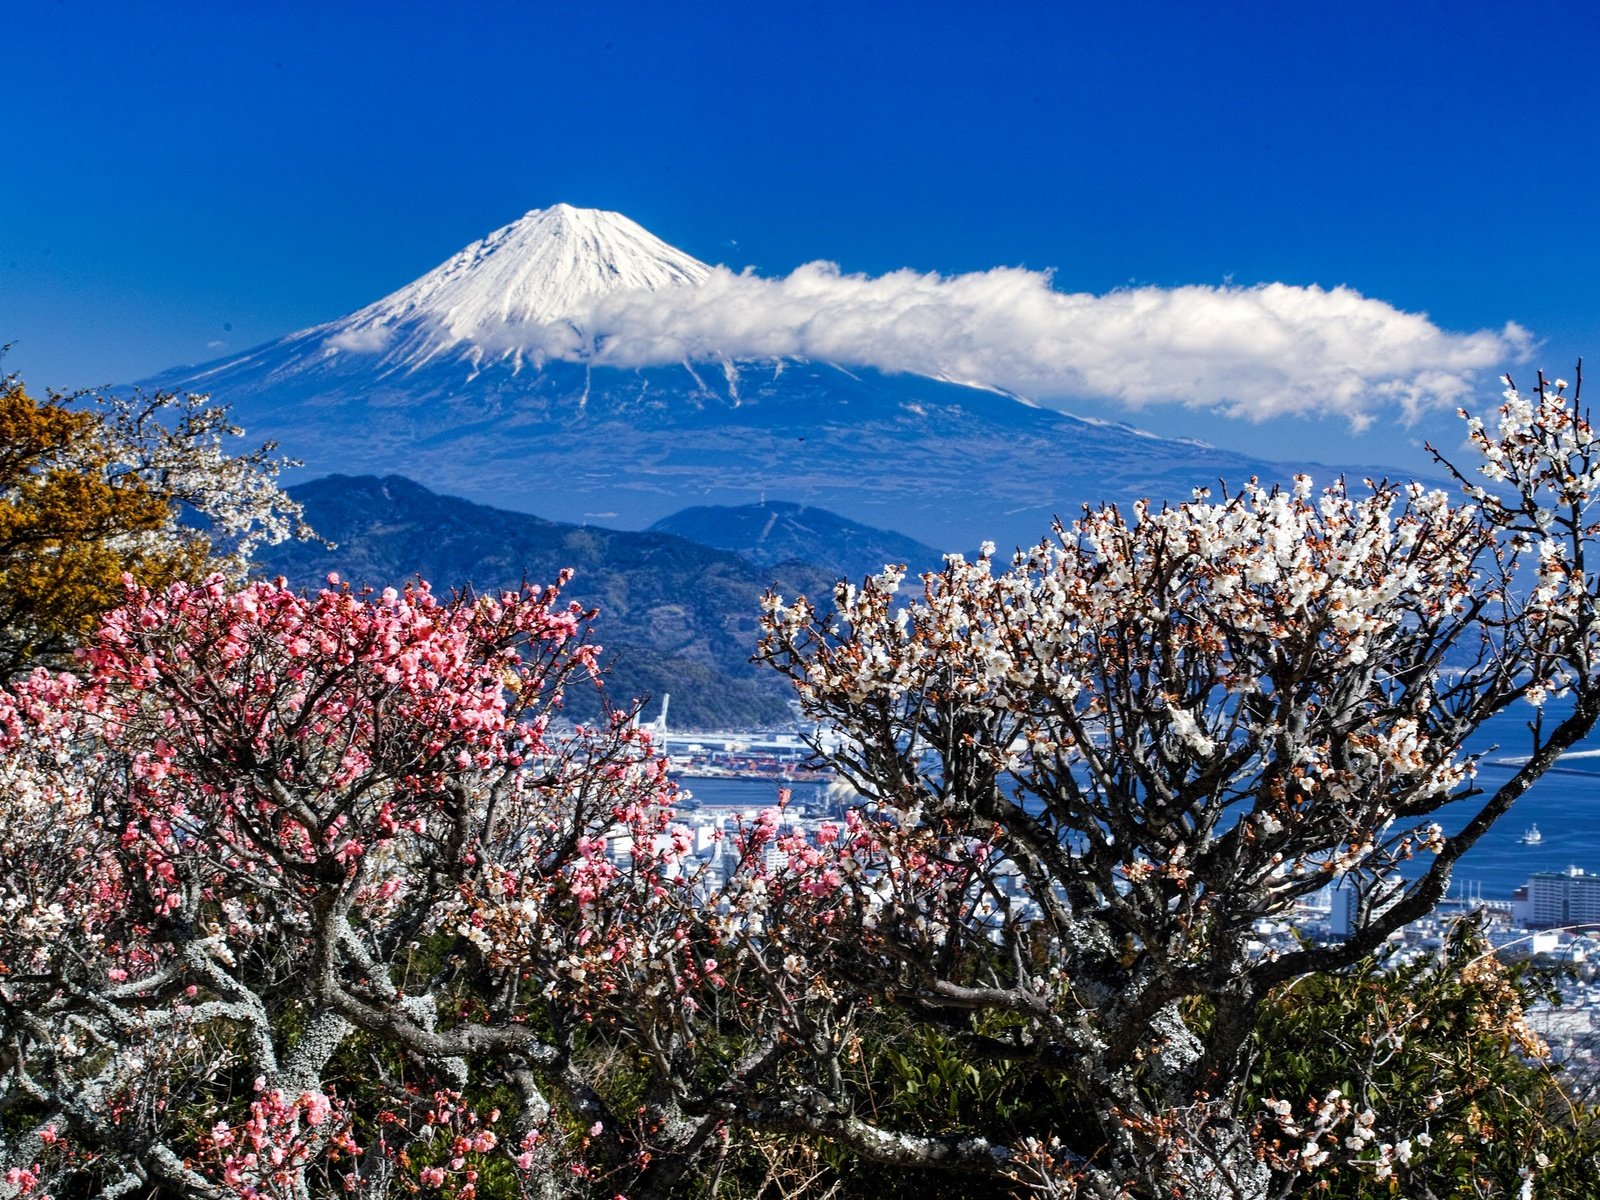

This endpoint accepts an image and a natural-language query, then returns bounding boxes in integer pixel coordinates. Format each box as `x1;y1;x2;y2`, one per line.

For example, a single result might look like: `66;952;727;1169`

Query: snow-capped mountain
320;205;712;370
146;206;1408;552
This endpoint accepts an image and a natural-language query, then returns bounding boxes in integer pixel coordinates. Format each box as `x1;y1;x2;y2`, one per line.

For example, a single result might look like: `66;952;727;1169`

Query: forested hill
252;475;842;729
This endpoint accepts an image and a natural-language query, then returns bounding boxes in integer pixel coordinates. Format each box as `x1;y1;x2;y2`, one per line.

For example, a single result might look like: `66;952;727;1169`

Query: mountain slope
147;205;1419;552
253;475;837;730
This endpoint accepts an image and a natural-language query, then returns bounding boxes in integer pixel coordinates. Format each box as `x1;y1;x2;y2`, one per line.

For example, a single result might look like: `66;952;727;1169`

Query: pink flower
300;1091;332;1126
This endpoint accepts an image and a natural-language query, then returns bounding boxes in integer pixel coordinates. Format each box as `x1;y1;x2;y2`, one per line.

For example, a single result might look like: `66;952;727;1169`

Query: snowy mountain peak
323;205;712;365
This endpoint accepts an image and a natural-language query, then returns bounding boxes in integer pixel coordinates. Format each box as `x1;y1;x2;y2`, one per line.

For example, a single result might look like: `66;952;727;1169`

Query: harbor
641;694;839;783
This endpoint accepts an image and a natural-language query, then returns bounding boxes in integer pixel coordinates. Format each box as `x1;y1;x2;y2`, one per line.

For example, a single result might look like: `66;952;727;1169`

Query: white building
1524;867;1600;930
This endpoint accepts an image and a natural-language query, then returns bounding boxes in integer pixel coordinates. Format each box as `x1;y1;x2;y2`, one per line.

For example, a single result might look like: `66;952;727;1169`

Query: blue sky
4;0;1597;475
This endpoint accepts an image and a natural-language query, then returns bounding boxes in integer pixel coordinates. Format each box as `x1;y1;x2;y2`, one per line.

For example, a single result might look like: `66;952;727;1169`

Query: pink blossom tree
0;571;759;1199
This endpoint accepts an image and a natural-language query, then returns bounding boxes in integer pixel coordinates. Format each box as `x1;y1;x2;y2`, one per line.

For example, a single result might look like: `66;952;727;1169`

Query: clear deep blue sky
4;1;1598;472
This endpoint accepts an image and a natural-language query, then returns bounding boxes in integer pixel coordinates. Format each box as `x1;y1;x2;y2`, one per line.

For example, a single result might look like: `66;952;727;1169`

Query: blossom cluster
761;470;1490;938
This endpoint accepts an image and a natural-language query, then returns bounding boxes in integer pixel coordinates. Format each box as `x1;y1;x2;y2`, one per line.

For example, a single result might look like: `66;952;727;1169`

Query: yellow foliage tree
0;370;307;676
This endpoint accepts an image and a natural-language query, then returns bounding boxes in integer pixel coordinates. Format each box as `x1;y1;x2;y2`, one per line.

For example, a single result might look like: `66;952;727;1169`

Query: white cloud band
585;264;1530;427
332;261;1532;427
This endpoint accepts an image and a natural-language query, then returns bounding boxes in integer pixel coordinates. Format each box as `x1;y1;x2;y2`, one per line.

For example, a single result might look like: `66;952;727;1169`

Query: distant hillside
649;500;943;580
253;475;838;729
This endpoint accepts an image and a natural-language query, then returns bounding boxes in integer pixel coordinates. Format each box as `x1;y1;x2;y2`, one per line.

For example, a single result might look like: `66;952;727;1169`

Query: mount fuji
145;205;1404;552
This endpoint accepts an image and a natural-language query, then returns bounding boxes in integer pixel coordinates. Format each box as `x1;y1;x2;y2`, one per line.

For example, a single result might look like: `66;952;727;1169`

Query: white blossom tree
754;371;1600;1196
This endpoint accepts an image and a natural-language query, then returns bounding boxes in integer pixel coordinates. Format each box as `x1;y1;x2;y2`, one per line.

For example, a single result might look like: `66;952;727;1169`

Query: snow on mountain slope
319;205;711;370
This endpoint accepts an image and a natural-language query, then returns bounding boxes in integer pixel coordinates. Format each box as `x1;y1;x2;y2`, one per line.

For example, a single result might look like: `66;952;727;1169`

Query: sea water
1432;704;1600;899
